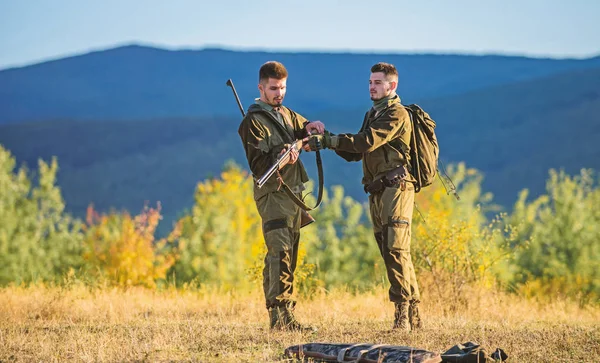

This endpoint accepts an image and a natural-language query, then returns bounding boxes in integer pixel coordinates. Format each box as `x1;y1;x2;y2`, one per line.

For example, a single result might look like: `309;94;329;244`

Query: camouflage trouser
255;191;302;309
369;181;420;303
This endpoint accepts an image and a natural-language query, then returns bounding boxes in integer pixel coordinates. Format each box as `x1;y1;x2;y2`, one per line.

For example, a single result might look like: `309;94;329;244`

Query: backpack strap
352;344;392;362
407;108;423;193
336;343;369;362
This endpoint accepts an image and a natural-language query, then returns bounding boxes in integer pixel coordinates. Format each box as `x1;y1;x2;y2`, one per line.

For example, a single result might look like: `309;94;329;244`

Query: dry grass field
1;284;598;362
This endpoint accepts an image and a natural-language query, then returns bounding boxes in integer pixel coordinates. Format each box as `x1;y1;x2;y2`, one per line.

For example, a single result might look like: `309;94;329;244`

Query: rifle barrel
226;79;245;117
256;147;294;188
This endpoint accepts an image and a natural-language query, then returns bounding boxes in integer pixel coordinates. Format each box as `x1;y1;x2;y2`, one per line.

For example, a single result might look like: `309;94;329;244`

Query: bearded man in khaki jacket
238;61;324;331
305;62;422;331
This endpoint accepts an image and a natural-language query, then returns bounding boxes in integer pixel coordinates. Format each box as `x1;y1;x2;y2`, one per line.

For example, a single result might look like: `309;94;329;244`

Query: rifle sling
256;110;324;211
279;150;324;211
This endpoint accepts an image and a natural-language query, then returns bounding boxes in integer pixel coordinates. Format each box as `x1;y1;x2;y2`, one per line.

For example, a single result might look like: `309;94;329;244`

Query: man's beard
371;91;390;101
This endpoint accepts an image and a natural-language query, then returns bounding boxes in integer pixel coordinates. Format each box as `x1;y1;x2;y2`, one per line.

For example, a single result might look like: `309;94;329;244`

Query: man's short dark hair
371;62;398;80
259;61;288;83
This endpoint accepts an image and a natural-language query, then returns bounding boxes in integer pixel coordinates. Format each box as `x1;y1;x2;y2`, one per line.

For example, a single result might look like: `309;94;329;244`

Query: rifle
226;79;318;228
256;139;304;189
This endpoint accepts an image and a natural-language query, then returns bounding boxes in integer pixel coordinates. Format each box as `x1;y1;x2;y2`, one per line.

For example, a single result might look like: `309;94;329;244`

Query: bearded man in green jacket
304;62;422;331
238;61;324;332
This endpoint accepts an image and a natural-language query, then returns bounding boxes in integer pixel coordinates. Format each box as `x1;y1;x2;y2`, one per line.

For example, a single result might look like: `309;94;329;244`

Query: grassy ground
1;284;598;362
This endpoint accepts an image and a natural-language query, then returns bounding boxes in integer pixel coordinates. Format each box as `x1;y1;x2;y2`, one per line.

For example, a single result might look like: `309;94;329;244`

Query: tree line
1;145;598;305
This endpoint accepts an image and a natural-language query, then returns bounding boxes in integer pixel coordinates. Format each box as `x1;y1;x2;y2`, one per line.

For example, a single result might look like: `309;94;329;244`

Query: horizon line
2;41;600;71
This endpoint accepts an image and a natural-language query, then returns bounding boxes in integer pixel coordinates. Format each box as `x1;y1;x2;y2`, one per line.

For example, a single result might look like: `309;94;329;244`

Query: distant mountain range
2;44;600;123
1;45;599;232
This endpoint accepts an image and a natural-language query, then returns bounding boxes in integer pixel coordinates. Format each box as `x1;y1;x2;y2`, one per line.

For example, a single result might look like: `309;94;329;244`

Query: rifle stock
300;209;315;228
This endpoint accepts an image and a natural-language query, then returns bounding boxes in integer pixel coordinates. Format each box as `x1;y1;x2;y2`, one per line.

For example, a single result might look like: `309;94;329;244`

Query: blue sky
1;0;599;69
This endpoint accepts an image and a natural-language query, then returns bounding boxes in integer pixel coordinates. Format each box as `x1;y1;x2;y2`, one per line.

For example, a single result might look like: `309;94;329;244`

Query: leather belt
364;165;407;195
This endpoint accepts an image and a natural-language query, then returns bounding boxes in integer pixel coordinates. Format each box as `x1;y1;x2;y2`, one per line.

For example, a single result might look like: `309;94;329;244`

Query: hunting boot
393;302;410;331
269;306;284;330
269;305;316;332
409;300;423;330
283;304;317;332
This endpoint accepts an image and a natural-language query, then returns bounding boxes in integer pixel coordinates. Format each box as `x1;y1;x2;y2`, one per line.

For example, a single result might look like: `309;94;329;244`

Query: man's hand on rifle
278;143;300;169
306;120;325;135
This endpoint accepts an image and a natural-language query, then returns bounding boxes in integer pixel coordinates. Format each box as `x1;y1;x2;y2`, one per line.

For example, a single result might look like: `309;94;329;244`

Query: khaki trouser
369;182;420;303
255;191;302;309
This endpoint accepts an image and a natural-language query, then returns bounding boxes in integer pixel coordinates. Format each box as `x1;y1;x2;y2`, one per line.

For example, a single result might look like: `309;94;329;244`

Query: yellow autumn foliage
411;163;519;305
172;162;315;290
82;203;179;287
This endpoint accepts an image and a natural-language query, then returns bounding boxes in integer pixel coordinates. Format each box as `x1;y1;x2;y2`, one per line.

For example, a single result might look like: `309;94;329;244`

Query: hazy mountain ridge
1;45;599;232
2;44;600;123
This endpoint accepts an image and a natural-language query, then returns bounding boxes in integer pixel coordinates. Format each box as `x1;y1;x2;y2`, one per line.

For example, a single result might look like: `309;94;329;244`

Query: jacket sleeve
290;109;310;139
334;146;363;162
334;106;410;154
238;116;283;177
